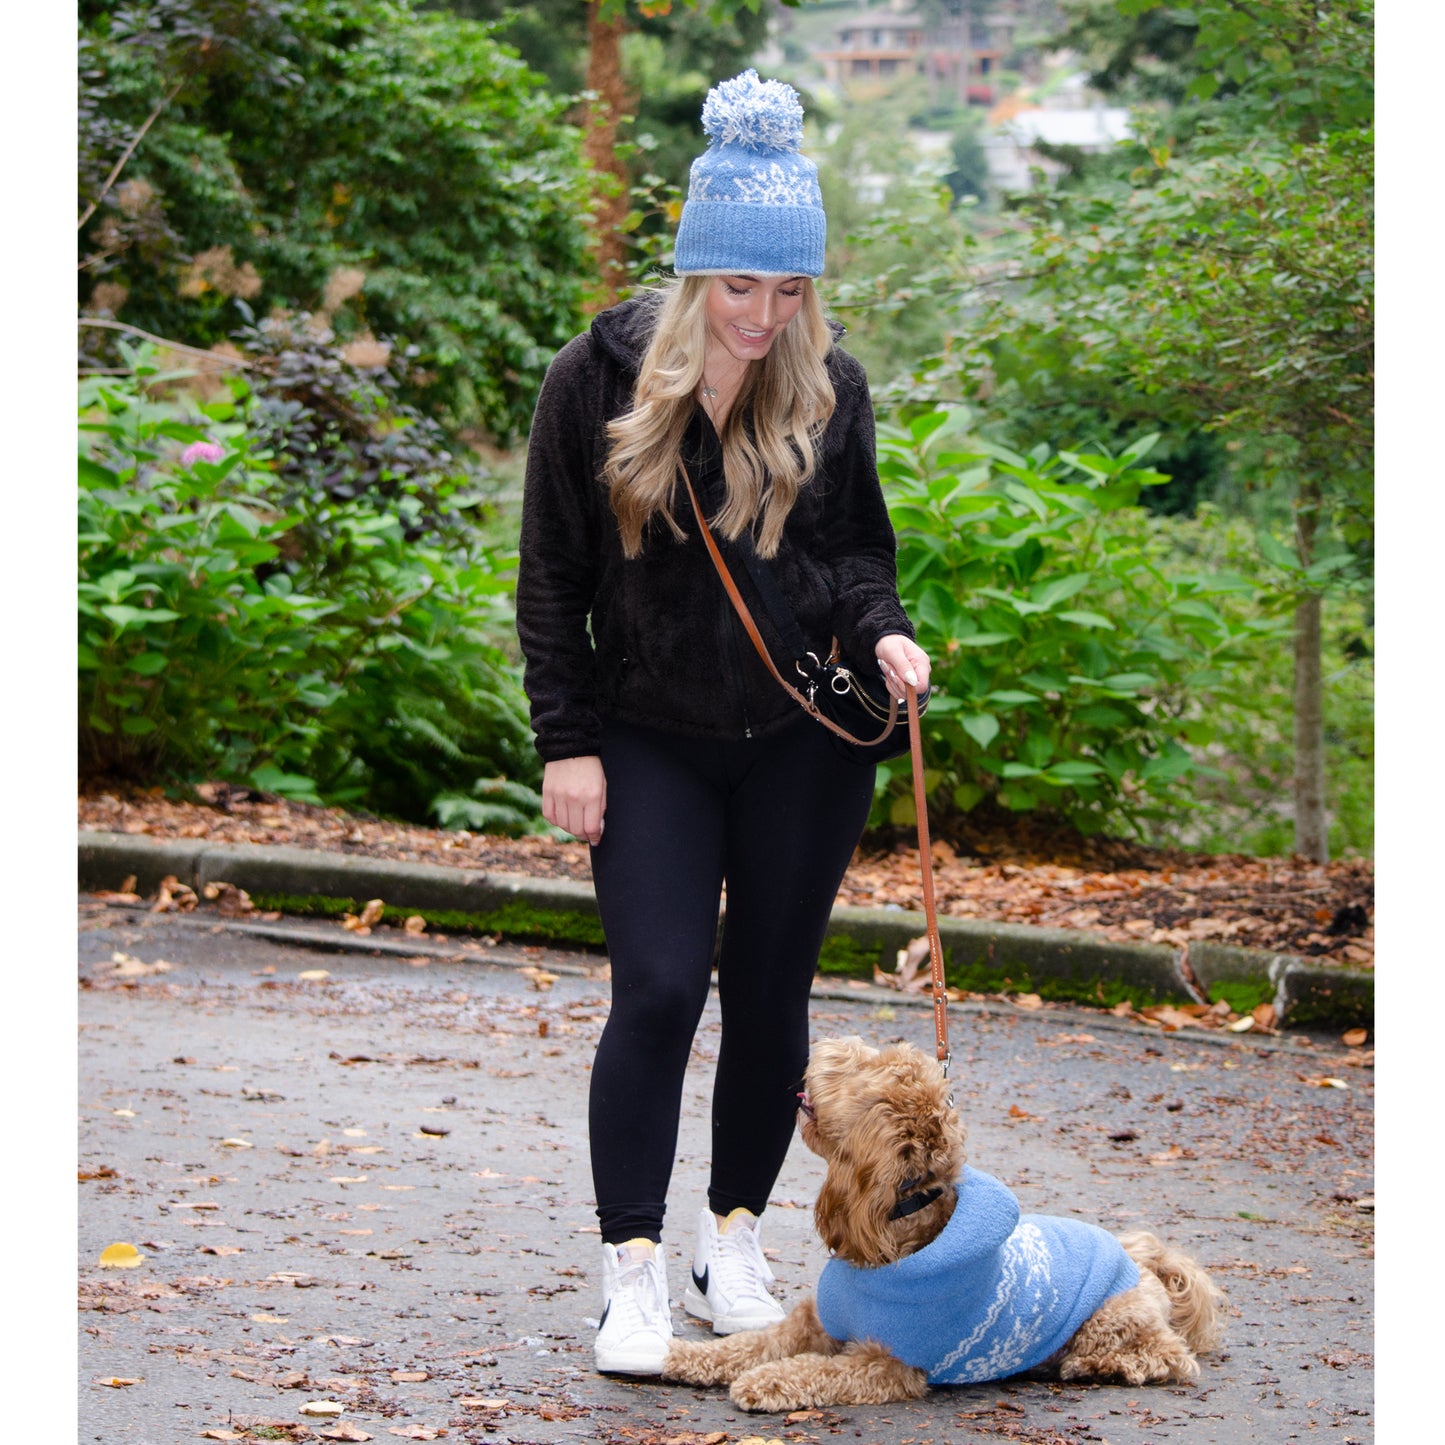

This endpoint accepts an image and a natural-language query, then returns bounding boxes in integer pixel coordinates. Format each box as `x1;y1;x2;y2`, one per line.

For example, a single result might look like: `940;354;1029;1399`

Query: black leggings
587;715;876;1245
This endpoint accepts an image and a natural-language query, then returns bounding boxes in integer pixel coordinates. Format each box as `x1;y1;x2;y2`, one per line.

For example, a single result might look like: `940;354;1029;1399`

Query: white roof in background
1003;108;1132;149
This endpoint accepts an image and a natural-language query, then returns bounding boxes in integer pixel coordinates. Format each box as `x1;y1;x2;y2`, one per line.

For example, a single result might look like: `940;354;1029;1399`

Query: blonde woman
515;71;930;1377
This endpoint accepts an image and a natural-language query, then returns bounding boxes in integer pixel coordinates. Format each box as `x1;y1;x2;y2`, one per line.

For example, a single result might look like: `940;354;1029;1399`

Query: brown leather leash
905;683;949;1074
681;468;950;1074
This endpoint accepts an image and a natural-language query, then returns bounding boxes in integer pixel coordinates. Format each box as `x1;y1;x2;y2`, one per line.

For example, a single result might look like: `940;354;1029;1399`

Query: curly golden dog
663;1037;1223;1412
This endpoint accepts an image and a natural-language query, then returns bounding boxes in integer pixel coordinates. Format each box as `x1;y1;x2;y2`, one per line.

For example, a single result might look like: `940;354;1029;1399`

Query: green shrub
1128;506;1374;858
79;0;592;441
78;349;542;829
876;408;1284;837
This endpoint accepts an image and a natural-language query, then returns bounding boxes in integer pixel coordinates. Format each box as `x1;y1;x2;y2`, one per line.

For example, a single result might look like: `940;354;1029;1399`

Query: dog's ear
814;1100;905;1265
813;1093;959;1265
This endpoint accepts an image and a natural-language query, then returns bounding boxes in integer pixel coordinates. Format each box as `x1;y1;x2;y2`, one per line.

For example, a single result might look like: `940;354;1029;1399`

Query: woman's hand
542;755;607;845
874;633;931;701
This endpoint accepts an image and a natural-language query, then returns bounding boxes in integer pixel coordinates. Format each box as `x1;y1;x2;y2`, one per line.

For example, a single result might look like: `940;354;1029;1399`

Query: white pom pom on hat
700;69;805;154
673;69;826;278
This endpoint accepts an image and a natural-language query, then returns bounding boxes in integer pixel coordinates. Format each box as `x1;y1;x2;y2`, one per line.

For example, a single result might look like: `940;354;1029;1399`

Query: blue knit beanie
673;70;826;278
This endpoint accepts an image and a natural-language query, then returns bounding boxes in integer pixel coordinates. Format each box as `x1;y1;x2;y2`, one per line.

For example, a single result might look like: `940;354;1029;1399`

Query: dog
663;1037;1223;1412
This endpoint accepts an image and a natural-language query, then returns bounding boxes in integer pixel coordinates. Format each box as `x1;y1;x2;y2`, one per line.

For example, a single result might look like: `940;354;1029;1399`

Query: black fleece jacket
515;292;914;762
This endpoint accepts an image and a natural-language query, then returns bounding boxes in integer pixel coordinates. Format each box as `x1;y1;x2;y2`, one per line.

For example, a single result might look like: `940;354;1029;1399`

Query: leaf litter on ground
79;784;1373;969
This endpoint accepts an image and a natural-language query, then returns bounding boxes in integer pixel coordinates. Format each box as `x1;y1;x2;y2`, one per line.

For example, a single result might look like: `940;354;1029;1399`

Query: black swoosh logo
692;1265;709;1295
598;1302;610;1330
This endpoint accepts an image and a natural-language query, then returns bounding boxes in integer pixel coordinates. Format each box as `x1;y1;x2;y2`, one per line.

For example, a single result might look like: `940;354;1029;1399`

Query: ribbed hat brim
673;201;826;278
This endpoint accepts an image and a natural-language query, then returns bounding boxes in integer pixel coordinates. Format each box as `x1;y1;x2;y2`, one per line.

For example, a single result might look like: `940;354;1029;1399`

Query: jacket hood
588;289;845;374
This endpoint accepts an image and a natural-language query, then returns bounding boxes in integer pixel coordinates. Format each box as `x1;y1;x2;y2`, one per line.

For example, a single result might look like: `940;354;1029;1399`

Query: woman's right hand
542;755;607;845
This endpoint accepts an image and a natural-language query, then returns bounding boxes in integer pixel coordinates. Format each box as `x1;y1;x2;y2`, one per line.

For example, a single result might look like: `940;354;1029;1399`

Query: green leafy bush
78;350;542;830
876;408;1285;837
1125;506;1374;859
79;0;592;441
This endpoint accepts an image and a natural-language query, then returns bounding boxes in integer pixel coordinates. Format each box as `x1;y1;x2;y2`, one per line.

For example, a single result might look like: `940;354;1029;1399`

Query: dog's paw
1060;1342;1198;1386
730;1362;809;1414
662;1338;738;1387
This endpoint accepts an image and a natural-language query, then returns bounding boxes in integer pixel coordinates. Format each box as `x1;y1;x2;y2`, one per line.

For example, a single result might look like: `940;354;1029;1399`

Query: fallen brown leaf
203;880;259;917
1341;1027;1368;1047
1149;1144;1190;1165
152;875;199;913
390;1371;428;1383
1140;1005;1205;1032
94;1376;143;1387
318;1426;374;1442
403;915;427;935
79;1165;118;1182
110;951;172;979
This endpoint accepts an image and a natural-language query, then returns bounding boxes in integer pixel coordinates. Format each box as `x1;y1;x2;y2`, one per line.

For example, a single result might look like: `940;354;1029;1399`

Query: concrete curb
78;830;1372;1029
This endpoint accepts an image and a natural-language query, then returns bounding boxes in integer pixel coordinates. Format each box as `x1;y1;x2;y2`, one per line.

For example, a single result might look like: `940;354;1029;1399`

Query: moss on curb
248;893;608;950
942;957;1173;1013
817;934;886;979
818;933;1179;1013
1207;979;1276;1016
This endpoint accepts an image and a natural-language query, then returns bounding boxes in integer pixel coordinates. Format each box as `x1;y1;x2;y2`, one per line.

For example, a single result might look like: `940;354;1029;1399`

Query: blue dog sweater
815;1167;1141;1384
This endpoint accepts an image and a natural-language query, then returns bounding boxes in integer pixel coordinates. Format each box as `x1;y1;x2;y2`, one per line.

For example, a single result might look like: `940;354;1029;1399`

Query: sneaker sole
595;1341;670;1375
683;1284;784;1335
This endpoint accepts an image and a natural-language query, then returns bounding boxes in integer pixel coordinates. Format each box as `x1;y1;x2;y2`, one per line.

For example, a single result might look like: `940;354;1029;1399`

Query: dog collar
888;1178;944;1220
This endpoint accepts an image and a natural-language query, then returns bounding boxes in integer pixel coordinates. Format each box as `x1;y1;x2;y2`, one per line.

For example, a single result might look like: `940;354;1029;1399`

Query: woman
515;70;930;1376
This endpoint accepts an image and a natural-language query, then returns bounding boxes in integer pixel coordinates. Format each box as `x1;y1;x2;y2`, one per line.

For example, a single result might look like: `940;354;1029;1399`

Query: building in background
813;3;1023;107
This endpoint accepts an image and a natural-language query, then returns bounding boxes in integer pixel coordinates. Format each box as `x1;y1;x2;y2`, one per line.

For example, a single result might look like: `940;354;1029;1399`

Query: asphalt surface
77;900;1375;1444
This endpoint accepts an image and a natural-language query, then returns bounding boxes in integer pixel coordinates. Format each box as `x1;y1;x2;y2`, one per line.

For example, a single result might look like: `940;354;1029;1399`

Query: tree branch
78;317;254;370
77;80;184;231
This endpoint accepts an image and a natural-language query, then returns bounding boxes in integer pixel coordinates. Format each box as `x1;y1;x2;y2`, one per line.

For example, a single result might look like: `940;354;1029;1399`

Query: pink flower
181;441;225;467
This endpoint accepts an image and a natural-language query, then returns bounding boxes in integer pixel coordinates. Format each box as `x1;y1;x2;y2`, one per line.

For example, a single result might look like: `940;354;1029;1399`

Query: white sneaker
682;1207;786;1334
595;1238;673;1375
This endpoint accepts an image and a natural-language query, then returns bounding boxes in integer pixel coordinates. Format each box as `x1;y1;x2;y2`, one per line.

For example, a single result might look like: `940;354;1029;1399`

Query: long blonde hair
604;275;836;559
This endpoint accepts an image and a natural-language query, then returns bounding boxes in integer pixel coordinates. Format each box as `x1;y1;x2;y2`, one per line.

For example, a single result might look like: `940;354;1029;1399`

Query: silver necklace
700;381;718;399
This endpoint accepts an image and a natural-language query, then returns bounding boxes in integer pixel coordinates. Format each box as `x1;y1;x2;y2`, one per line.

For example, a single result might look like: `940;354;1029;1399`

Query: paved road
77;902;1374;1444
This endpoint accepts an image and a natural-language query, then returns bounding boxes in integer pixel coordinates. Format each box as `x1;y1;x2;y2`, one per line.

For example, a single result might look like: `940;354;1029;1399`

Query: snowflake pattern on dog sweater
816;1167;1141;1384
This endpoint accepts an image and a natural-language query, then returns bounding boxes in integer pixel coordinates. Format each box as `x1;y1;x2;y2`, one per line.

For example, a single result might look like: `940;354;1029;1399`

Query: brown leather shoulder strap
679;468;899;750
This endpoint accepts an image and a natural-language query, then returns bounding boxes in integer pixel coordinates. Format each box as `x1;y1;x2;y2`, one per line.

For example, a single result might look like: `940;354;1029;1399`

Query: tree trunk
582;3;631;309
1292;478;1329;861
